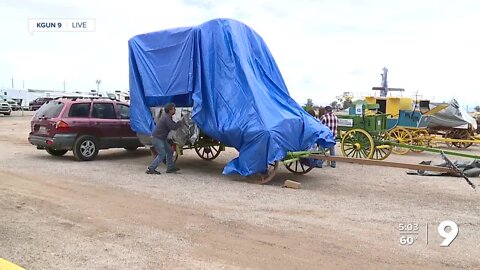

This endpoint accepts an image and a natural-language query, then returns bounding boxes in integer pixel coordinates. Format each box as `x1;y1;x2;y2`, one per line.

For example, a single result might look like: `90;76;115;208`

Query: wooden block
284;180;301;189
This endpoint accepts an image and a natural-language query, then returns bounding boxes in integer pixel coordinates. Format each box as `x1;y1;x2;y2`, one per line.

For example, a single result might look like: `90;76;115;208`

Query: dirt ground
1;111;479;269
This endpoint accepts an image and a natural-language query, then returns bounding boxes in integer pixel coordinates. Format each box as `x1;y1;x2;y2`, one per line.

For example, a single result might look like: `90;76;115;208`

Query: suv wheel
46;148;68;156
73;135;99;161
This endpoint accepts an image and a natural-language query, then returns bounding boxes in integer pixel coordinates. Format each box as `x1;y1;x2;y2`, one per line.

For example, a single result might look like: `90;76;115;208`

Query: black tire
73;135;99;161
4;112;10;116
124;146;138;151
46;148;68;156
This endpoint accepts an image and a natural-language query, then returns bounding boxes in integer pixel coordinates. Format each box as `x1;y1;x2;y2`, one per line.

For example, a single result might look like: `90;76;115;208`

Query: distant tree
303;98;315;111
330;101;339;110
335;92;354;110
475;105;480;112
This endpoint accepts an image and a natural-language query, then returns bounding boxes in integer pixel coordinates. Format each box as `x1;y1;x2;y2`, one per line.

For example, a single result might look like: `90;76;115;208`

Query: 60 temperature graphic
398;220;458;247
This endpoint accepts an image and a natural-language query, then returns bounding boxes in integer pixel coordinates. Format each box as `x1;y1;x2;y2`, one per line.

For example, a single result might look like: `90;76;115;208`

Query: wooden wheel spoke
360;148;369;158
300;162;306;172
346;148;355;157
285;162;291;169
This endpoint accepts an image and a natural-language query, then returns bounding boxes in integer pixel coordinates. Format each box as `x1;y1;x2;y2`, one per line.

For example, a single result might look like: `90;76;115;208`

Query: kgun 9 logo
36;22;62;28
28;19;95;33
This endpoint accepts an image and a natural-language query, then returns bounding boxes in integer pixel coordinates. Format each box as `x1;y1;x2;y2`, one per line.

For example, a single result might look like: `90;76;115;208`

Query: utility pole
11;78;14;88
63;80;66;92
96;79;101;94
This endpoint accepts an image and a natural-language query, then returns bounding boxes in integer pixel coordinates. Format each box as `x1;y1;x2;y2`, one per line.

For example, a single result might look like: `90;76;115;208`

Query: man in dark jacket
147;103;182;174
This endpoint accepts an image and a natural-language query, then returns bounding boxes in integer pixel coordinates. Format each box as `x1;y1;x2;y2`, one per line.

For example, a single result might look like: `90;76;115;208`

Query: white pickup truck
0;100;11;115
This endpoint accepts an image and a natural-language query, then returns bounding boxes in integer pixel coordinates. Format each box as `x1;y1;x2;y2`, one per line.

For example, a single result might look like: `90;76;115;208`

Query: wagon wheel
388;127;412;155
337;130;347;140
194;145;222;160
444;130;455;148
425;131;439;148
284;158;314;174
445;129;473;149
411;129;431;153
371;133;392;160
341;129;374;159
259;161;279;184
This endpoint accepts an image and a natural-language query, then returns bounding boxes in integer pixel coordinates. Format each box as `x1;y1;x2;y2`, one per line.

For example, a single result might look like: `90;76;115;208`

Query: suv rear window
69;103;91;118
34;101;64;118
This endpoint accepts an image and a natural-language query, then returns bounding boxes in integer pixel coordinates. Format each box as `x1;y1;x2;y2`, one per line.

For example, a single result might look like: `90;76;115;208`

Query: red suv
28;97;143;161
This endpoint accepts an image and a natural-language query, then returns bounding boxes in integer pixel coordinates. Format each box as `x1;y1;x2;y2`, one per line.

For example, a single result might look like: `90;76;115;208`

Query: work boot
146;169;161;175
166;167;180;173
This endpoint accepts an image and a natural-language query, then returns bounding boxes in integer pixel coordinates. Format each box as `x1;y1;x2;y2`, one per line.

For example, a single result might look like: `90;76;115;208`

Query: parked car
0;100;11;115
28;97;143;161
5;99;21;111
29;97;54;111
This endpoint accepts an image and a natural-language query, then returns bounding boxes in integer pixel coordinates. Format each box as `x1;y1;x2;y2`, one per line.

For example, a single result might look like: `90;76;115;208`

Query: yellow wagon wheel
337;130;347;140
371;133;392;160
341;129;374;159
411;129;431;153
388;127;413;155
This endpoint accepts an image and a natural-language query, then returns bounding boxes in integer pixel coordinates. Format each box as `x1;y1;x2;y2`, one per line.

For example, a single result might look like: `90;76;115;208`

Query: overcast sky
1;0;479;108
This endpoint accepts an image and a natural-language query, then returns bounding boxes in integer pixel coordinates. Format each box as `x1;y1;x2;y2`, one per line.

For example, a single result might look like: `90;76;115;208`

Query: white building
114;90;130;102
0;88;39;108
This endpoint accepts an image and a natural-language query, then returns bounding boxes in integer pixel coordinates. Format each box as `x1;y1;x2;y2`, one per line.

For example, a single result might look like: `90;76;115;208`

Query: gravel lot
1;111;480;269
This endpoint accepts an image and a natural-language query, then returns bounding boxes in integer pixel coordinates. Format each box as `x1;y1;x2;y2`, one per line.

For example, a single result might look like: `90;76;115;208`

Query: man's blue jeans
318;145;336;167
148;137;174;171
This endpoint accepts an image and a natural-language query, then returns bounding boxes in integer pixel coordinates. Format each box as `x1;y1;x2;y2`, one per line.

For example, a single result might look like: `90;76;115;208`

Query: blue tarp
129;18;335;176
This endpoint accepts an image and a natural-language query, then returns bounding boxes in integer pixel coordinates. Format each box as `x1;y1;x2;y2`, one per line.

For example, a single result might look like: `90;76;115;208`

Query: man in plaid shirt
318;106;338;168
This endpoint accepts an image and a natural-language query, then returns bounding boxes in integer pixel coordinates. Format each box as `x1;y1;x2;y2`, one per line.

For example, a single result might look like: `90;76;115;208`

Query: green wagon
337;105;393;160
